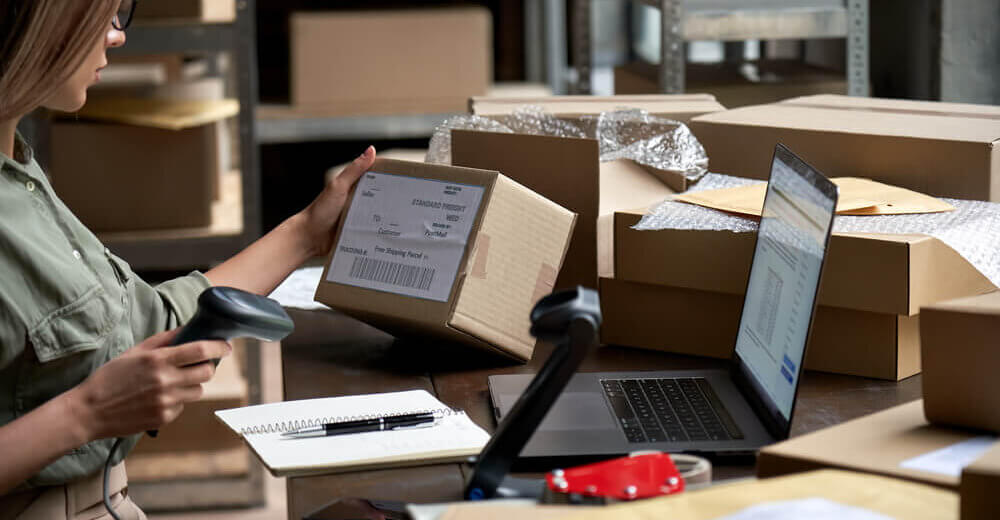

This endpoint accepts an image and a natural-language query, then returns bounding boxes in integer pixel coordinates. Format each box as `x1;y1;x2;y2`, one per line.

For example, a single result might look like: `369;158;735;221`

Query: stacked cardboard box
602;206;995;380
51;98;238;232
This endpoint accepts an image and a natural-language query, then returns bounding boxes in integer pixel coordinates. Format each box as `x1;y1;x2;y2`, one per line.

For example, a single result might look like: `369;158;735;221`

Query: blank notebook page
215;389;490;477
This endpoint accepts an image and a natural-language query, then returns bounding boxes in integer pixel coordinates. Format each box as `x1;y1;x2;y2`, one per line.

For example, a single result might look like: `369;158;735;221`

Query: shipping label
326;172;485;302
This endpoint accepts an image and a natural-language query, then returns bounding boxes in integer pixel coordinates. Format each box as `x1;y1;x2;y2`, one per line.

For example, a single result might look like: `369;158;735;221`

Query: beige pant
0;464;145;520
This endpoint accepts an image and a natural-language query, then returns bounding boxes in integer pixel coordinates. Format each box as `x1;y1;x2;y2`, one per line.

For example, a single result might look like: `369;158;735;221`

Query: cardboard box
613;208;994;317
757;400;996;488
614;60;847;109
51;99;237;232
469;93;725;124
451;131;675;290
922;291;1000;431
291;8;491;115
136;0;236;23
314;159;576;361
690;95;1000;200
600;277;921;380
961;443;1000;520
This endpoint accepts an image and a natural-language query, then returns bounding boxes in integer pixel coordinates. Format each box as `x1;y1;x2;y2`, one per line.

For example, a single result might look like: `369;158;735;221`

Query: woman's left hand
299;146;376;257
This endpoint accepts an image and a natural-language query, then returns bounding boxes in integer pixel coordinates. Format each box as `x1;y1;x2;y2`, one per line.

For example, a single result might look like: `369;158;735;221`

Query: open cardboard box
613;208;994;317
600;277;921;380
757;400;997;489
451;130;675;290
314;159;575;362
690;95;1000;201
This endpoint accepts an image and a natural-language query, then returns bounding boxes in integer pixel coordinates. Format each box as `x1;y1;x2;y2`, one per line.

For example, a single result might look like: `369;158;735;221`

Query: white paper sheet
712;498;895;520
268;266;327;310
899;436;998;477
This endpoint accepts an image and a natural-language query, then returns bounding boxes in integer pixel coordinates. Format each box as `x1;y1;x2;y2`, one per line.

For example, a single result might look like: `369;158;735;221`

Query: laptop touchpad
499;392;616;431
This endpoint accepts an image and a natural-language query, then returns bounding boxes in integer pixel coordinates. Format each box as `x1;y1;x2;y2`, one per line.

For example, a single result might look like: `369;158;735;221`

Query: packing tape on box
427;106;709;183
636;173;1000;289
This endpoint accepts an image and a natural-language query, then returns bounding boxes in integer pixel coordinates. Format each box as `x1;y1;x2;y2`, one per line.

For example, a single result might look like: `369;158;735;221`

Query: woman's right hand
65;329;232;442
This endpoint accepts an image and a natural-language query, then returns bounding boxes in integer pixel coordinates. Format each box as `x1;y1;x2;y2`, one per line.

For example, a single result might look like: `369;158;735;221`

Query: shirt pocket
28;285;115;363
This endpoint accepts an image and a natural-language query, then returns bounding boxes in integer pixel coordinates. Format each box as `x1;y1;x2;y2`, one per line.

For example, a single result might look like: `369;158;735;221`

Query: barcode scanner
103;287;294;520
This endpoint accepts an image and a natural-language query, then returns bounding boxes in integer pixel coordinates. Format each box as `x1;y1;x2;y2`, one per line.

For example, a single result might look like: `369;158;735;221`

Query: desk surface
281;308;922;520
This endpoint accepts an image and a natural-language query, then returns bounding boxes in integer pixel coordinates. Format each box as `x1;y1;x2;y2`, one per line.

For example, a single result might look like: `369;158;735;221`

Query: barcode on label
349;257;435;291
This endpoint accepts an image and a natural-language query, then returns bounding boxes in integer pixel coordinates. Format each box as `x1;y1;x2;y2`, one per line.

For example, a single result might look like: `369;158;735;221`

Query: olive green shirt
0;135;211;488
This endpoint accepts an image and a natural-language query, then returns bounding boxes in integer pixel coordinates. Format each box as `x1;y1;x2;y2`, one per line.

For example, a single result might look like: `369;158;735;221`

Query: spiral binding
239;408;464;435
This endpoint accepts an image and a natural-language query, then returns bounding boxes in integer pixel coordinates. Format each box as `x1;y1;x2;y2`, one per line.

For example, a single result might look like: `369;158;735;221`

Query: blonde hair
0;0;118;120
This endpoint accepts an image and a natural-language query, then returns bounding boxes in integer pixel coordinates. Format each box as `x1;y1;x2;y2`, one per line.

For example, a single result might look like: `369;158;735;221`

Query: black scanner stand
304;286;603;519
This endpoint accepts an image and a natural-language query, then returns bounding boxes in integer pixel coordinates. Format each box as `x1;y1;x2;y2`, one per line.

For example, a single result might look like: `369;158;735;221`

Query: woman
0;1;376;518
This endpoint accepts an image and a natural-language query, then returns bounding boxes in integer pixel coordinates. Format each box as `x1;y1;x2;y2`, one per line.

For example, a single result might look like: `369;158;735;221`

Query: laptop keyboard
601;378;745;443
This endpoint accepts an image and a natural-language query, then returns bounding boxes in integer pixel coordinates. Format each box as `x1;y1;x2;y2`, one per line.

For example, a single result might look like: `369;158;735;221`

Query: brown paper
673;177;954;217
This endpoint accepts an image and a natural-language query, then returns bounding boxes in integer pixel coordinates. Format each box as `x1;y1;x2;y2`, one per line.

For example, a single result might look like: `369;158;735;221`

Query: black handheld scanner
170;286;295;352
149;287;294;437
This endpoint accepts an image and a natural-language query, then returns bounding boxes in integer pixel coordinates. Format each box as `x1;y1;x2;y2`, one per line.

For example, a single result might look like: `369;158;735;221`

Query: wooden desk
282;308;922;520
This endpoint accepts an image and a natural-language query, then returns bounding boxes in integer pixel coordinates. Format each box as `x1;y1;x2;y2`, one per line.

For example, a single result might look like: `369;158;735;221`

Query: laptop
488;144;840;463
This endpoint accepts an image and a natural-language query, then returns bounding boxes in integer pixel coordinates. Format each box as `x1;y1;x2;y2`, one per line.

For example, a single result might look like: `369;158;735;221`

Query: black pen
281;412;443;438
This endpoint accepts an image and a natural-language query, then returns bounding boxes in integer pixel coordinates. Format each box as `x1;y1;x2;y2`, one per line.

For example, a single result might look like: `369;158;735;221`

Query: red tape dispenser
543;452;710;505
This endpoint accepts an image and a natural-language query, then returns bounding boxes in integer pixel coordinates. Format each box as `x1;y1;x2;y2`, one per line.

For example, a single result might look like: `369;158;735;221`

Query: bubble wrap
425;106;708;181
637;173;1000;289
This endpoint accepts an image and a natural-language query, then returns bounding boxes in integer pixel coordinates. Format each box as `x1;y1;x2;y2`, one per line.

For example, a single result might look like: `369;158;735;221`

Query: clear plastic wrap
637;173;1000;288
425;106;708;182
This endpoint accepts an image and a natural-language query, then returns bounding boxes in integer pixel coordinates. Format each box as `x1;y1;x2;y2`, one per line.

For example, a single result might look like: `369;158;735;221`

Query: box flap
694;101;1000;144
469;94;723;120
782;94;1000;118
450;175;577;361
922;290;1000;315
598;159;676;216
72;98;239;130
758;400;982;488
452;130;599;289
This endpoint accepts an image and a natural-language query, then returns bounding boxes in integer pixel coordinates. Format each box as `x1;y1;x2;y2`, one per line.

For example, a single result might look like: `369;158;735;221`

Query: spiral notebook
215;390;490;477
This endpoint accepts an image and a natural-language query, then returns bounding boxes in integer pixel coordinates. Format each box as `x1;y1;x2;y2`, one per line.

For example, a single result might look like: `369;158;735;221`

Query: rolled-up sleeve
131;270;213;340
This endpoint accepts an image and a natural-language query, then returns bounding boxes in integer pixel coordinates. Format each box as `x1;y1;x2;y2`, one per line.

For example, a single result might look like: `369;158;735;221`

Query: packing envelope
674;177;955;217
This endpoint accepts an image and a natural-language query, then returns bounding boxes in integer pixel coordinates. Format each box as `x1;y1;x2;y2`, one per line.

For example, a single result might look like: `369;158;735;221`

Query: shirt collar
0;132;35;173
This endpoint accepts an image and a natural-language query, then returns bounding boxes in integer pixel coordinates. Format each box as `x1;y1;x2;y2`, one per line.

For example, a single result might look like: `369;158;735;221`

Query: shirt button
73;250;82;260
25;180;35;192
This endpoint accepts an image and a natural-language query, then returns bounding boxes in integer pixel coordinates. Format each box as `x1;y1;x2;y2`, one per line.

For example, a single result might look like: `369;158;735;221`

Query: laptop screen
733;146;837;422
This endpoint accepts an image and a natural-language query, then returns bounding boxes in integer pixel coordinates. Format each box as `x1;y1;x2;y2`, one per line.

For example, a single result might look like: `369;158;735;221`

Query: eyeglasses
112;0;137;31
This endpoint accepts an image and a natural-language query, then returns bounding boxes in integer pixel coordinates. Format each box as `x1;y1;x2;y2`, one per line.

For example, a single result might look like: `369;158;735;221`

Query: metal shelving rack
571;0;869;96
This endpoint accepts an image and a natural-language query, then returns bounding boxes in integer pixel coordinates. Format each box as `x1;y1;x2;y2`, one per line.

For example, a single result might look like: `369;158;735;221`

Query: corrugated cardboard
961;443;1000;520
451;131;674;290
314;159;576;361
51;121;219;231
600;277;921;380
757;400;994;488
136;0;236;22
468;94;725;123
613;208;994;316
615;60;847;109
291;8;491;115
922;291;1000;432
690;95;1000;200
562;470;956;520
